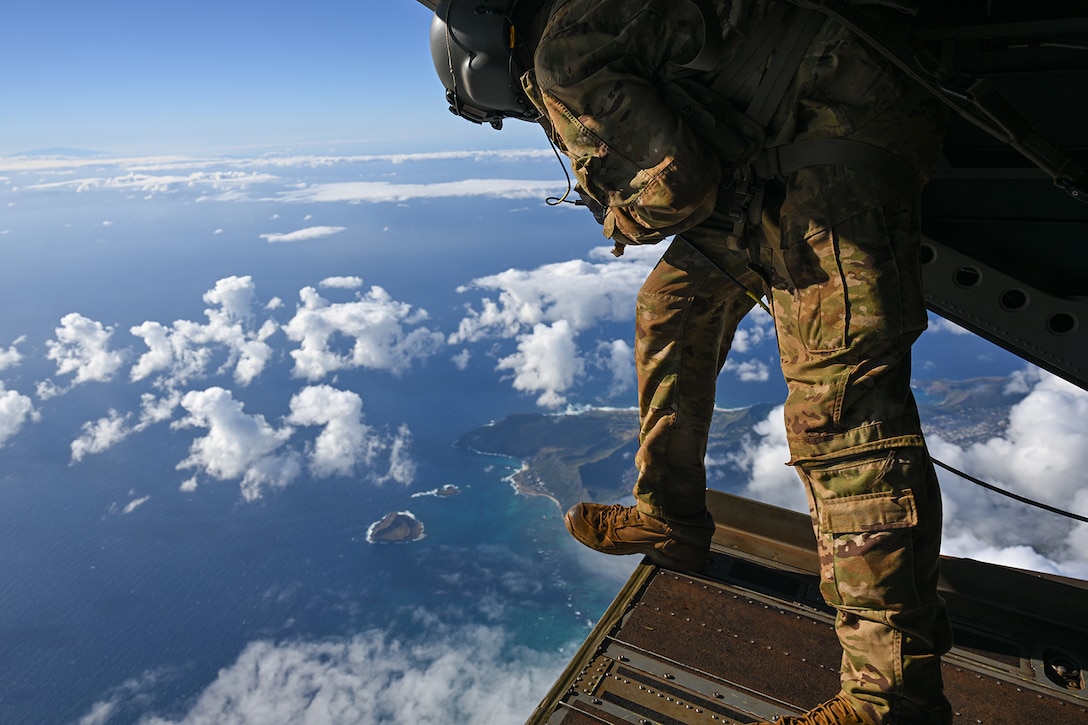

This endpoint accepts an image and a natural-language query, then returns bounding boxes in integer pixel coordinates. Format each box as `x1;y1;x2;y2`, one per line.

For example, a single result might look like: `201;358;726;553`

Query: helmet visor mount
431;0;538;130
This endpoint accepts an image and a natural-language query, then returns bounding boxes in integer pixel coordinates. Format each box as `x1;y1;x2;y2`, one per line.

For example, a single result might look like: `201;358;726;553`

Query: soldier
430;0;952;722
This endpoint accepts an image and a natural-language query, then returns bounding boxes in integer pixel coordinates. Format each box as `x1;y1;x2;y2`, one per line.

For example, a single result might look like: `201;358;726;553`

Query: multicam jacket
520;0;766;248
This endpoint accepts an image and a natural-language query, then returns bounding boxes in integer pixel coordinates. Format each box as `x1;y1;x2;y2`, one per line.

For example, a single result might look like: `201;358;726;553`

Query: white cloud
259;226;346;243
727;406;808;513
39;313;126;397
283;284;445;381
594;339;635;397
319;276;363;289
275;179;561;205
122;496;150;514
130;276;278;388
0;335;25;370
129;624;566;725
451;247;658;406
451;248;656;345
0;149;553;175
380;423;417;486
70;392;181;463
497;321;583;408
451;349;471;370
724;357;771;382
287;385;376;479
927;315;972;335
452;245;774;406
731;312;775;354
928;368;1088;578
0;382;38;447
173;387;300;502
71;409;131;462
26;169;280;197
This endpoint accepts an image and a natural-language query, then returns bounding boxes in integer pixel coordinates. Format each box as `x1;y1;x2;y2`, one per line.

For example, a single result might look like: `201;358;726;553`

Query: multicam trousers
630;15;953;725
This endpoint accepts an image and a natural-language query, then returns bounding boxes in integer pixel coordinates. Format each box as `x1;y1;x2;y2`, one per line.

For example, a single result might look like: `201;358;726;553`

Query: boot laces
779;694;865;725
595;503;641;526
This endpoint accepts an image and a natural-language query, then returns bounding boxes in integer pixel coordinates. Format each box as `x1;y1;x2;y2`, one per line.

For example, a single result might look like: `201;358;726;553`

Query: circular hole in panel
999;289;1028;311
954;267;982;288
919;243;936;266
1046;313;1077;336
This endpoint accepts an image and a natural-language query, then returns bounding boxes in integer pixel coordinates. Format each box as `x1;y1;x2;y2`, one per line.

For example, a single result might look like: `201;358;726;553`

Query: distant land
457;378;1021;512
7;147;111;158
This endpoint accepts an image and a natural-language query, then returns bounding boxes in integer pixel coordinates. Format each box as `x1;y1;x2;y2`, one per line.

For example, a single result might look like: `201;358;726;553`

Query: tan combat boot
563;503;713;571
753;693;871;725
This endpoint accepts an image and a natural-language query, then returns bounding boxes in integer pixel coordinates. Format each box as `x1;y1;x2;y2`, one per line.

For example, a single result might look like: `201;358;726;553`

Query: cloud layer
80;623;567;725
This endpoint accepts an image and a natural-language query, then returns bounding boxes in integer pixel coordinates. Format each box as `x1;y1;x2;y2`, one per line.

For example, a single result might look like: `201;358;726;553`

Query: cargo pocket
818;490;919;613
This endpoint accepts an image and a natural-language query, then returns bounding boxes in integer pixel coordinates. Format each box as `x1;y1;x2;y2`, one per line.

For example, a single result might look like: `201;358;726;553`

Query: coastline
502;462;564;514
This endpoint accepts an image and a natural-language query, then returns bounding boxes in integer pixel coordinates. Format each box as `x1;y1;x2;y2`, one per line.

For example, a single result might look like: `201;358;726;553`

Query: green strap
754;138;922;195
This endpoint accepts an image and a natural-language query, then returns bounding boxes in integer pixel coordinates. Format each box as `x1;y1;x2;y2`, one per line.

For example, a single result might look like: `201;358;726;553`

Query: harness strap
712;3;794;99
744;7;826;127
754;138;922;195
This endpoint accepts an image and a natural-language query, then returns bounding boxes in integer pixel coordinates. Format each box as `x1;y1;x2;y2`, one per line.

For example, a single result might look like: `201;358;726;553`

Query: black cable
932;457;1088;525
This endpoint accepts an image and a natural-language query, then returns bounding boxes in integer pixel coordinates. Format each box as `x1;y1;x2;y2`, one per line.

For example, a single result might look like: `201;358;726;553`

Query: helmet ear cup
430;0;536;127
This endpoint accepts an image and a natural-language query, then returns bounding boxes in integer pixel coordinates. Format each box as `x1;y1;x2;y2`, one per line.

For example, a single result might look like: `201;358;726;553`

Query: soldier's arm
527;3;723;248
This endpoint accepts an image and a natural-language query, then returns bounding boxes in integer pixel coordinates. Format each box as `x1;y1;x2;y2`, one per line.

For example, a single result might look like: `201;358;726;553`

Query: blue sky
1;0;543;156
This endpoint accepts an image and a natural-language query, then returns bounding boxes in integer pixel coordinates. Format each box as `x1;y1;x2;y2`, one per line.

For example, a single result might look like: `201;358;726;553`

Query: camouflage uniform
522;0;952;722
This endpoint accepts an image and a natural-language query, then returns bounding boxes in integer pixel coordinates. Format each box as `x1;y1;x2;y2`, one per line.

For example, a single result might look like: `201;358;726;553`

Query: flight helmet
430;0;539;129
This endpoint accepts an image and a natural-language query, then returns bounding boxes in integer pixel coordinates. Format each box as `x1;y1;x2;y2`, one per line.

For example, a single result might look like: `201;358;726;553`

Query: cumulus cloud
259;226;346;243
497;321;583;408
173;387;300;502
0;335;25;370
724;357;771;382
928;368;1088;578
0;382;38;447
130;276;278;388
286;385;414;483
727;405;808;513
283;284;445;381
71;409;131;462
70;392;182;463
89;623;566;725
38;313;126;398
451;247;656;407
594;338;635;397
452;245;774;408
319;276;363;289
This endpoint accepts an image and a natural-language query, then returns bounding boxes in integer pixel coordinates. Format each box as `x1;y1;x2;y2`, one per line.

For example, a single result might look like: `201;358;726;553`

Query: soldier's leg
564;234;759;571
766;196;952;724
632;235;759;520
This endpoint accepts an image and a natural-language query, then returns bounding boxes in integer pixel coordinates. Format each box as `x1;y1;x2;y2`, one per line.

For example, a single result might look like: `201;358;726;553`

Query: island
410;484;461;499
455;379;1019;513
366;511;425;544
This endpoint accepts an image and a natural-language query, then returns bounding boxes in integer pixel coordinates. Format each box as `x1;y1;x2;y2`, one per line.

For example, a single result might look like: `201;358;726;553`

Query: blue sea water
0;151;1026;723
0;153;645;723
